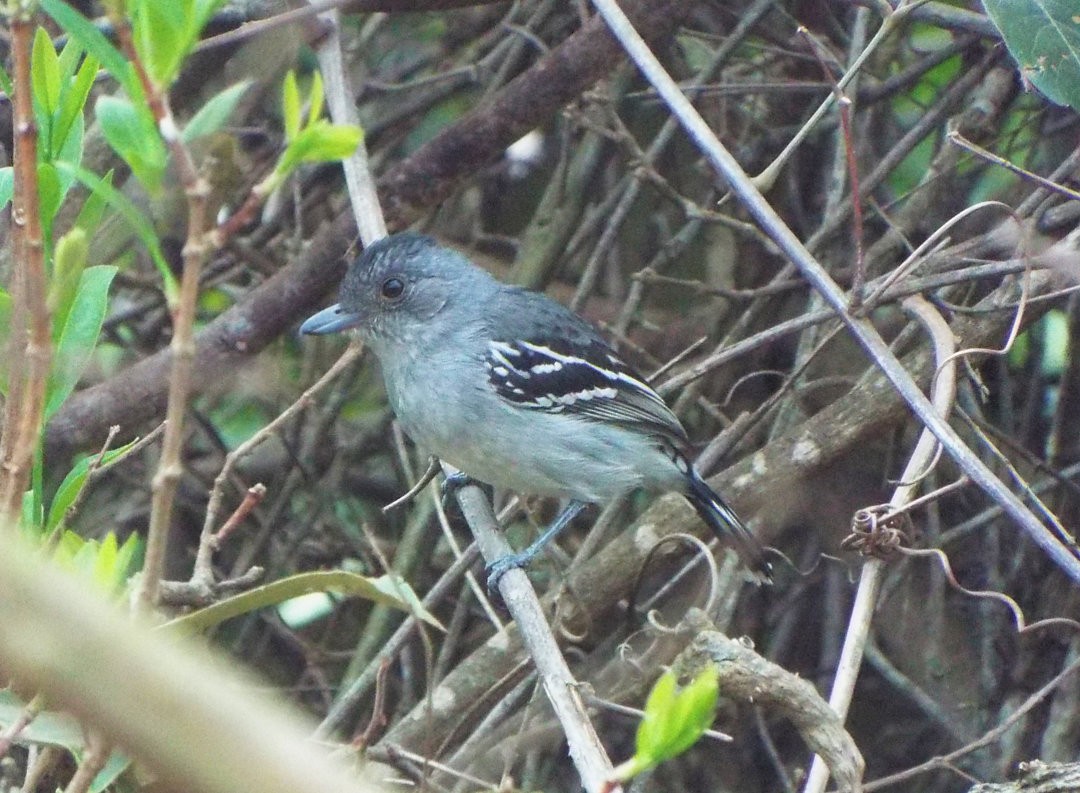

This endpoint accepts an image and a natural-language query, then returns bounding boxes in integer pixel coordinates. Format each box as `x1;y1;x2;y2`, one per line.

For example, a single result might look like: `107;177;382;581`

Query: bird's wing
484;335;689;444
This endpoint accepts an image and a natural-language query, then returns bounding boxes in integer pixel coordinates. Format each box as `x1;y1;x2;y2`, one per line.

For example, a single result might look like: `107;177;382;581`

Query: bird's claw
439;471;476;511
485;551;531;593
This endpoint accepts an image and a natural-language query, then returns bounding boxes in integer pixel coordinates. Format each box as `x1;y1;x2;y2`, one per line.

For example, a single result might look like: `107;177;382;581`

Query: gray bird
301;233;771;583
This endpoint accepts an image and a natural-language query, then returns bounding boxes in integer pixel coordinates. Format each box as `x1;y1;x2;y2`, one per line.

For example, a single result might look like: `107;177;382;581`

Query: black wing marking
485;337;688;442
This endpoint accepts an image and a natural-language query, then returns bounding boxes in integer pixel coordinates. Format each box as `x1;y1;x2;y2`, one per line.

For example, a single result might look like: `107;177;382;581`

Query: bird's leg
486;500;588;591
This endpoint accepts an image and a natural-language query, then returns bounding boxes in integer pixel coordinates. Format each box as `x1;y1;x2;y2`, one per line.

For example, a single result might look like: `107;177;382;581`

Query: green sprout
610;665;721;784
255;70;364;199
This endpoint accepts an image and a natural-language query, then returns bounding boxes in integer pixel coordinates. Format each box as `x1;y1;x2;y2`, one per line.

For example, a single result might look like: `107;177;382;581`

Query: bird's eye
380;277;405;300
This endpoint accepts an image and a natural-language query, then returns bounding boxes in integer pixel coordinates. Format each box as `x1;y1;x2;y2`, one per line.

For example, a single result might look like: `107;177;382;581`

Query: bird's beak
299;303;363;335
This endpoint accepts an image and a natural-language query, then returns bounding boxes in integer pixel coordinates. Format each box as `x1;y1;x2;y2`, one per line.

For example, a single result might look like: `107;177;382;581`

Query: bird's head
300;233;492;350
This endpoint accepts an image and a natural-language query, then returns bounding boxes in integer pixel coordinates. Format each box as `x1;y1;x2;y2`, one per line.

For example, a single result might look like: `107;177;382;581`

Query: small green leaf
625;666;720;780
57;36;83;81
48;227;89;331
282;69;301;141
277;592;337;629
274;121;362;175
36;162;62;239
182;80;250;143
40;0;136;97
0;63;11;95
53;53;98;157
95;95;167;190
132;0;186;87
45;265;119;419
53;530;142;595
636;670;678;759
666;666;719;757
47;439;139;533
32;26;61;116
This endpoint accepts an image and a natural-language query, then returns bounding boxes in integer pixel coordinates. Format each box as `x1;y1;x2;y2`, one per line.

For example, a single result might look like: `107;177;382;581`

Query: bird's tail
685;468;772;582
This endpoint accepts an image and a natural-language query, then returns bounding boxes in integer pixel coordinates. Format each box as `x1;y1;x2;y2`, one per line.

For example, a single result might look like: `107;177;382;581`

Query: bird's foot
485;549;537;593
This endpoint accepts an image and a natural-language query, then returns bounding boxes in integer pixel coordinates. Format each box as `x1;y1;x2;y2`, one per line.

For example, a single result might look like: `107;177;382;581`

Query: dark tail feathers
685;469;772;582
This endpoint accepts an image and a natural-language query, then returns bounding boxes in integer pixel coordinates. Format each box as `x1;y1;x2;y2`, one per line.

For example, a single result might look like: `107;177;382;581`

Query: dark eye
380;277;405;300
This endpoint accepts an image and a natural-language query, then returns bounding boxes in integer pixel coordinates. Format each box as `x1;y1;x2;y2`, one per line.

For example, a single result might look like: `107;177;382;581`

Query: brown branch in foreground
0;11;50;522
674;612;865;793
44;0;686;462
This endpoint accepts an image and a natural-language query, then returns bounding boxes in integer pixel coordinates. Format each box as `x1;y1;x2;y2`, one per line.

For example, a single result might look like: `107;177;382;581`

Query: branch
445;466;620;793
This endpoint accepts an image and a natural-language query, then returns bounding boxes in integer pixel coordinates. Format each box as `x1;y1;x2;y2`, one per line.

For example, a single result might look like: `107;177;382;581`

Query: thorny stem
139;174;210;613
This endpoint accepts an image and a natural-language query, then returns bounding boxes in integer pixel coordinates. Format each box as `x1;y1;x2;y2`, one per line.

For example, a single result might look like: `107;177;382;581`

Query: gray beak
299;303;363;335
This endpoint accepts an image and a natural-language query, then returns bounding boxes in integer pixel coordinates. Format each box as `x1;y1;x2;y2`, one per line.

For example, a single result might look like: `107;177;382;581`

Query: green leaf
40;0;136;97
0;62;11;95
95;94;167;190
132;0;187;86
166;570;444;636
983;0;1080;109
630;666;720;776
56;35;83;81
36;162;62;240
52;53;98;157
53;161;176;303
32;26;61;116
666;666;719;756
48;227;89;334
182;80;250;143
45;265;119;419
636;670;677;759
282;69;301;141
46;438;139;533
274;121;362;176
53;531;142;594
0;691;131;792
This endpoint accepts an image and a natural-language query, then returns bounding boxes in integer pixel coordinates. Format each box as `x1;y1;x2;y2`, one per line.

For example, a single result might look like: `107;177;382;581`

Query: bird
300;232;771;585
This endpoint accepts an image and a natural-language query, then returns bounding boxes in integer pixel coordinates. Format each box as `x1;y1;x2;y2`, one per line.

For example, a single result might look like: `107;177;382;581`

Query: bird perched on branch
301;233;771;585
